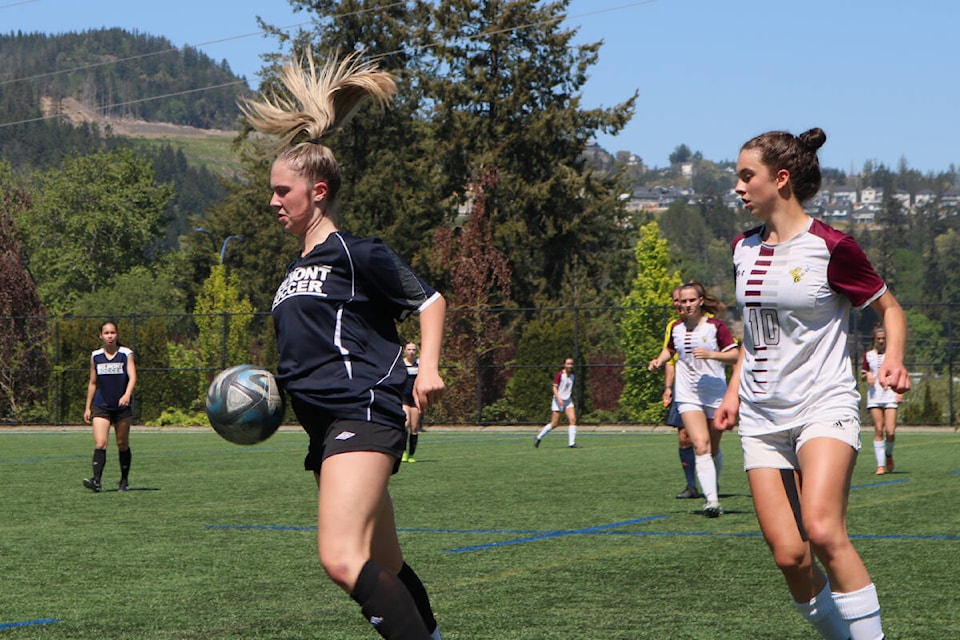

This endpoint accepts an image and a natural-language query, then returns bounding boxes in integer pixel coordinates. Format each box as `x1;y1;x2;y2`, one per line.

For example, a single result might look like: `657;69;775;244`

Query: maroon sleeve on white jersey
708;318;738;351
809;219;886;309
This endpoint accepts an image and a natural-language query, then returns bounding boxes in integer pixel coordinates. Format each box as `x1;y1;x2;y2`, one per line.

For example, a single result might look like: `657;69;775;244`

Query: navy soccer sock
679;446;697;488
350;559;431;639
397;562;438;634
119;448;132;481
92;448;107;483
408;434;419;457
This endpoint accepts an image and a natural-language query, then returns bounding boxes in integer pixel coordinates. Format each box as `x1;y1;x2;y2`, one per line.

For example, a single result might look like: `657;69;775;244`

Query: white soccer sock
537;424;553;440
873;440;885;468
694;453;718;503
833;583;883;640
568;424;577;446
793;581;850;640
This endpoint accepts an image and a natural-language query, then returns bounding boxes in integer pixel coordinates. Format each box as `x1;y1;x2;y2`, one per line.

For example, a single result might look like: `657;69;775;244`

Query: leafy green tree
16;149;173;312
193;263;256;395
620;221;679;422
68;265;187;318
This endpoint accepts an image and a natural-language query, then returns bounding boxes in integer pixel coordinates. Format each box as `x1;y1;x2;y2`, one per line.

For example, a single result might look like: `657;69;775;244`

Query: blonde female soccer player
241;52;445;640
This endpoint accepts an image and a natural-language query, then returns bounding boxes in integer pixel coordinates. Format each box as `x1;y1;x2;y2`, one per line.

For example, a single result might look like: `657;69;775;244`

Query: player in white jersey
650;283;738;517
661;286;701;499
241;52;444;640
861;325;902;475
534;357;580;448
715;128;910;640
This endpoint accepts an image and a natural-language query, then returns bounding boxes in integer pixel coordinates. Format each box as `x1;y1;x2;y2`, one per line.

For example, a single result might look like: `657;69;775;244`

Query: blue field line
0;618;59;631
444;516;669;554
851;478;910;489
203;520;960;546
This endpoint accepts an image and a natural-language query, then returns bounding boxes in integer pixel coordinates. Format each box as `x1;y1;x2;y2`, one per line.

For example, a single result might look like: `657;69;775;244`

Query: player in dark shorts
83;320;137;492
241;51;446;639
401;342;421;462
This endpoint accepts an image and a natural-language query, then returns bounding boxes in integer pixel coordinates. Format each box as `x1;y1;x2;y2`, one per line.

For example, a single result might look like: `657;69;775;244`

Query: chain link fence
1;304;956;426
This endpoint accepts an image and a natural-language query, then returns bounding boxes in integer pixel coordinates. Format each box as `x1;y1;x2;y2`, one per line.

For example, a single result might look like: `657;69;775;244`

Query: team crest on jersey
789;265;809;283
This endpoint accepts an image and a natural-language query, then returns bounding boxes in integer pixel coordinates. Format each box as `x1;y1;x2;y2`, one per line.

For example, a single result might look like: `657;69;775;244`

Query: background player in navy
401;342;421;463
240;52;445;640
716;128;910;639
83;320;137;492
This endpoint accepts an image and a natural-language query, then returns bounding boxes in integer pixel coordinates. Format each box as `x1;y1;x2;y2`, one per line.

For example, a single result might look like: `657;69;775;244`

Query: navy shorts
665;402;684;429
91;405;132;423
291;396;405;474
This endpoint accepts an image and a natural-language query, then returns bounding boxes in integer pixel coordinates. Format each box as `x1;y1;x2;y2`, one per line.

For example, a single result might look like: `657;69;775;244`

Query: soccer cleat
406;457;416;463
118;479;129;492
875;466;886;475
676;486;702;499
401;451;409;463
886;455;894;473
534;437;541;448
82;478;102;493
568;444;581;448
702;501;723;518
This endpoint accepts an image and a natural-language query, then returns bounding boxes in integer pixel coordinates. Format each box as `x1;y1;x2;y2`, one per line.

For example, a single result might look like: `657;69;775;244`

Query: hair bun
798;127;827;151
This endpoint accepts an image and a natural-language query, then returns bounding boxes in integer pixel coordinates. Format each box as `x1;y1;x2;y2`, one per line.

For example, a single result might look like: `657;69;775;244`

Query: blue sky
5;0;959;174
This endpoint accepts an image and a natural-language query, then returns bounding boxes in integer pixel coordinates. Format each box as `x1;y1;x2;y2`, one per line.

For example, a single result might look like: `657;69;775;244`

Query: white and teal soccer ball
205;365;284;445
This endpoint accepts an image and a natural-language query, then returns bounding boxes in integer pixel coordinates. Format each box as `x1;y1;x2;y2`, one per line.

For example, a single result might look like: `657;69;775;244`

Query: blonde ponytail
239;50;396;202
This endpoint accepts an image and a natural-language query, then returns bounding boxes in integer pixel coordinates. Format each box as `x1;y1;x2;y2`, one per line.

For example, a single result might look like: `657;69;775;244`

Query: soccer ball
205;365;284;445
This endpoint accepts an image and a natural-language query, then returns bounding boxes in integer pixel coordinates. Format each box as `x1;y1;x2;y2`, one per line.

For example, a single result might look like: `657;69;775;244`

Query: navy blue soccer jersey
92;346;134;411
271;232;440;428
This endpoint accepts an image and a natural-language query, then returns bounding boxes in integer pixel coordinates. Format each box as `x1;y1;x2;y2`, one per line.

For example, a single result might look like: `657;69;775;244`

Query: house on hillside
861;186;883;206
823;201;853;221
833;185;858;205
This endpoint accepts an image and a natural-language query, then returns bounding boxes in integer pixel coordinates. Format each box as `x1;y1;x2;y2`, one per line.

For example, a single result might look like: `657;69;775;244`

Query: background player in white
241;52;445;640
661;286;701;499
650;283;738;517
534;357;579;448
862;325;902;475
716;127;910;640
83;320;137;493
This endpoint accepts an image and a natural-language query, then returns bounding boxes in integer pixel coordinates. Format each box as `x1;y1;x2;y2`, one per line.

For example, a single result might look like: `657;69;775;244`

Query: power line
0;1;408;87
0;0;655;131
